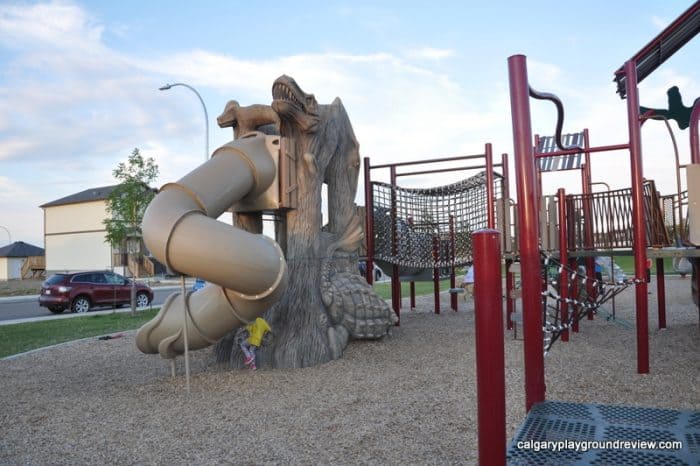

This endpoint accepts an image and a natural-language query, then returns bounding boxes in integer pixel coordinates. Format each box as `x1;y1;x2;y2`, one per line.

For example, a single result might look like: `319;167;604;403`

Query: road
0;287;178;322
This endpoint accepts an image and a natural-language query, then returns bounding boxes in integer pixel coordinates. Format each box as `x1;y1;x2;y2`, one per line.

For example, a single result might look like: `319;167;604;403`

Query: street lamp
159;83;209;162
0;225;11;245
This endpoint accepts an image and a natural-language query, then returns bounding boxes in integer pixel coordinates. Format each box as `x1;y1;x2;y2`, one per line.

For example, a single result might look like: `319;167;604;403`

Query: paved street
0;286;178;324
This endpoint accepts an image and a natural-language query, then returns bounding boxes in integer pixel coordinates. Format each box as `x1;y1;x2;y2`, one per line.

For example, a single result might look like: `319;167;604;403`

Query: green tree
103;148;159;260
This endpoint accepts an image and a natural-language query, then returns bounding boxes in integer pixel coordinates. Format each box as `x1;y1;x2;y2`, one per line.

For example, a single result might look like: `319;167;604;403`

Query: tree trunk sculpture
214;76;396;369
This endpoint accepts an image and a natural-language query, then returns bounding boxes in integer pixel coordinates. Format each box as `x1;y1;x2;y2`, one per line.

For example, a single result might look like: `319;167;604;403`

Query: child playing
240;316;272;371
461;263;475;301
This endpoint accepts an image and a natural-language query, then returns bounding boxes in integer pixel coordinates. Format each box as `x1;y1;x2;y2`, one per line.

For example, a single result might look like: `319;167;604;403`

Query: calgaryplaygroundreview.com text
515;439;683;453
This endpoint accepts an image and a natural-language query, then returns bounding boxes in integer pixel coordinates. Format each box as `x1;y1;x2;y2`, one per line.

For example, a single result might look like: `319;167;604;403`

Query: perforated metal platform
507;400;700;465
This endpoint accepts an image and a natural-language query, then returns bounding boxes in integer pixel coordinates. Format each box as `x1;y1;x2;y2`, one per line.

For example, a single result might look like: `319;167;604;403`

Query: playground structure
359;3;699;464
498;4;700;464
135;133;288;358
128;4;699;463
136;75;397;370
363;149;507;319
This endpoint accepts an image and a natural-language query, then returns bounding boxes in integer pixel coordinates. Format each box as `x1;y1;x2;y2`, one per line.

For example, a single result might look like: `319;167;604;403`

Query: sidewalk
0;305;160;325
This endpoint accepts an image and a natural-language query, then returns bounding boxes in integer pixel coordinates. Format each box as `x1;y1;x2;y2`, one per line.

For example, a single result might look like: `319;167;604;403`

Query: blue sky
1;0;698;247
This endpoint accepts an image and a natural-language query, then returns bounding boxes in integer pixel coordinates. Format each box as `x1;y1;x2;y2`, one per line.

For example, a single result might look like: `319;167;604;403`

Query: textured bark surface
214;76;395;369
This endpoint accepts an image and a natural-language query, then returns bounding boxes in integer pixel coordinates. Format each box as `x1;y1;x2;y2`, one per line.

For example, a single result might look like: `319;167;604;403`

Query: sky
0;0;698;247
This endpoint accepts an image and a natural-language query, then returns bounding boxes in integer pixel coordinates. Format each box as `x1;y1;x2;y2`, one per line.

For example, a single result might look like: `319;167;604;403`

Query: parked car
38;271;153;314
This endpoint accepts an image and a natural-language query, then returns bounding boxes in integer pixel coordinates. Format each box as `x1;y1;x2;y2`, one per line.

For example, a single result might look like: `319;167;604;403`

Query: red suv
39;271;153;314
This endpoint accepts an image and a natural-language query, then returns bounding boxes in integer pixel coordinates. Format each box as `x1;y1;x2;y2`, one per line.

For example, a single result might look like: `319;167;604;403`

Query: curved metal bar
640;113;683;237
529;86;581;151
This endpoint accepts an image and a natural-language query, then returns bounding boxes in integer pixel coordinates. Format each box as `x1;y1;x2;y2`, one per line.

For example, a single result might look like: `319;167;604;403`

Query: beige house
41;185;118;274
0;241;45;280
40;185;160;276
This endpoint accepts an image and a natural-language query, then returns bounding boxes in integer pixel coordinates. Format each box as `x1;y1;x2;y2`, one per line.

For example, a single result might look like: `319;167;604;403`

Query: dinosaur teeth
273;83;302;107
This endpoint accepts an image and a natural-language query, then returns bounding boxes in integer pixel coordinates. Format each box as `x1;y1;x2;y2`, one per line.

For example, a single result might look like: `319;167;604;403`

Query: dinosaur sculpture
321;215;398;358
214;76;396;368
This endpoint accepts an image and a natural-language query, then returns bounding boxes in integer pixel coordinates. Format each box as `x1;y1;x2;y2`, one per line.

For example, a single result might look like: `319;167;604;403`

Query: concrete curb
0;305;160;326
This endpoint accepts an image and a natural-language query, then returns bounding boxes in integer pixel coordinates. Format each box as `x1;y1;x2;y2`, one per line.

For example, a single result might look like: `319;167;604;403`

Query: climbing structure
364;149;507;318
371;171;503;269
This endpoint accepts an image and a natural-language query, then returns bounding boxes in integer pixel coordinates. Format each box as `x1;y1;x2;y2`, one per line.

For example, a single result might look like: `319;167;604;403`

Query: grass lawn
0;279;455;358
604;255;688;275
372;279;453;300
0;309;159;359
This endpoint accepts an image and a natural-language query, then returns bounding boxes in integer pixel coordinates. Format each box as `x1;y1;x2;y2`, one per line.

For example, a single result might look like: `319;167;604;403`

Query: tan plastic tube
136;132;287;359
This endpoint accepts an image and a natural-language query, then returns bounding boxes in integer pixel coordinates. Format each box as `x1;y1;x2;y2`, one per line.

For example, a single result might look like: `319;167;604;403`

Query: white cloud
405;47;455;61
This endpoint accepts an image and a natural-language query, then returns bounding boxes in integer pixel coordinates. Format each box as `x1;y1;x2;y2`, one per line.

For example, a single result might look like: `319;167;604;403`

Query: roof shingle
0;241;45;258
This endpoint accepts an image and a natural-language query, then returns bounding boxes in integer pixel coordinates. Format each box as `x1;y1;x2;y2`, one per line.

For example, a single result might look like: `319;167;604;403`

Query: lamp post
0;225;11;245
159;83;209;162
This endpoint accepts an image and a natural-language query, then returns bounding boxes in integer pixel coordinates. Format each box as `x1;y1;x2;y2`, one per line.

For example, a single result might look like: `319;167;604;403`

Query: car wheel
375;270;381;281
71;296;91;313
48;307;64;314
136;292;150;308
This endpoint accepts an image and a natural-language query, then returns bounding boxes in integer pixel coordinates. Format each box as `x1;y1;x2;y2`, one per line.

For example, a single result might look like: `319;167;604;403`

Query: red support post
557;188;569;342
486;143;495;229
624;59;650;374
390;165;401;325
473;229;506;466
407;217;416;310
449;215;457;311
656;258;666;329
508;54;546;410
583;130;595;320
506;259;514;330
691;101;700;164
432;235;440;314
363;157;375;286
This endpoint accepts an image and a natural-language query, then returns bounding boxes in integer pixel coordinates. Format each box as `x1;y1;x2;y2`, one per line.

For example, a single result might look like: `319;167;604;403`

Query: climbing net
371;171;503;269
539;253;634;354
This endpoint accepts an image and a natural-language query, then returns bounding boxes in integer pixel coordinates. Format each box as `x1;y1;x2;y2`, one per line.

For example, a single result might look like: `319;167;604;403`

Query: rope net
538;253;634;354
371;171;503;269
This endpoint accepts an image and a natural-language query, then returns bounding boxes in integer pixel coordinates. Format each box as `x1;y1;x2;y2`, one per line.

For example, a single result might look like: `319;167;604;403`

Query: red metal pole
363;157;375;286
390;165;401;324
501;152;511;253
656;258;666;329
624;59;649;374
583;130;595;320
432;235;440;314
506;259;514;330
691;102;700;164
449;215;457;311
558;188;569;342
486;143;495;229
407;217;416;310
473;229;506;466
534;134;542;202
508;54;545;410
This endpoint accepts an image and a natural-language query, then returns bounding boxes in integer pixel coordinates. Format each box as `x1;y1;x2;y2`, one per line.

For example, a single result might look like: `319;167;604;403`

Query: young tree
103;148;159;296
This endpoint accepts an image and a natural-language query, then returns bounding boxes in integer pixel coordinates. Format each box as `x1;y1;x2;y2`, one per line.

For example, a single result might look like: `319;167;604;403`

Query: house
0;241;45;280
40;185;159;276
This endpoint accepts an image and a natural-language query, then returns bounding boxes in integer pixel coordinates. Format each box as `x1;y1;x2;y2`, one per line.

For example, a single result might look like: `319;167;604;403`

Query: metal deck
507;400;700;465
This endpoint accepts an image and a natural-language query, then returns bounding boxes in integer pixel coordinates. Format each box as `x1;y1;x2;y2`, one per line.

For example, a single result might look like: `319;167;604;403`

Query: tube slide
135;132;288;359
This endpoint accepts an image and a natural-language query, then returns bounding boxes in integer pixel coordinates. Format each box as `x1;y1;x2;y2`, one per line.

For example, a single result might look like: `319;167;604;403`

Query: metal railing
565;180;671;250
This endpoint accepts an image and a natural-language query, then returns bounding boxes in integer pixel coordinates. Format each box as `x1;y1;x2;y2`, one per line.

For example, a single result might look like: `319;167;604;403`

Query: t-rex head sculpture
271;75;320;134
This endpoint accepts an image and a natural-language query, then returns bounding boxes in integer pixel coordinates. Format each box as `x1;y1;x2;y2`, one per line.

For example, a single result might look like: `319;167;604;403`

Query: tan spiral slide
135;132;288;359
